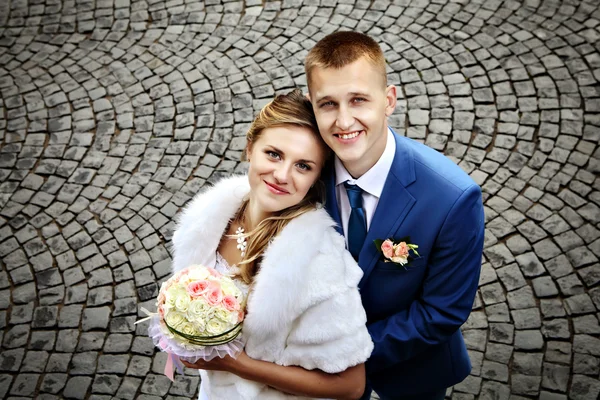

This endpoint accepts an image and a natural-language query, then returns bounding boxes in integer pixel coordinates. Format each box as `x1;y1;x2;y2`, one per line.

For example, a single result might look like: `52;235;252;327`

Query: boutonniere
374;237;420;267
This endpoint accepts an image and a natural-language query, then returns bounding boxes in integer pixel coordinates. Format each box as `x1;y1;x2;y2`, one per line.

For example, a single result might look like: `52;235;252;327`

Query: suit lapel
358;131;417;289
322;161;343;236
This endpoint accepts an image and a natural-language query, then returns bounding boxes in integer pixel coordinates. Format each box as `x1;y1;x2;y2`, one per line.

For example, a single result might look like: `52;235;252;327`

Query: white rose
205;307;215;320
206;318;226;335
187;266;211;281
214;307;234;325
188;298;209;316
164;291;177;308
180;322;199;337
228;311;240;325
193;318;207;334
220;280;241;297
165;311;186;329
187;300;210;329
390;256;408;265
166;284;186;303
174;292;191;312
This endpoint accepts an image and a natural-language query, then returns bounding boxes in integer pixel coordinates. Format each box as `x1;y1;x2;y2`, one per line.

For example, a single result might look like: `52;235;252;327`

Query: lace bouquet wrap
139;265;245;380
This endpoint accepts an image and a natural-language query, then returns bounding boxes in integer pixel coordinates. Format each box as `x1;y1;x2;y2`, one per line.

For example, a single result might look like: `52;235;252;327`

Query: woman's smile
264;180;290;195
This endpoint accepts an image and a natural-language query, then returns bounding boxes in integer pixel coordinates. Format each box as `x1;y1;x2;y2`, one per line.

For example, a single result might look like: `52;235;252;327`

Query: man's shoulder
393;134;476;192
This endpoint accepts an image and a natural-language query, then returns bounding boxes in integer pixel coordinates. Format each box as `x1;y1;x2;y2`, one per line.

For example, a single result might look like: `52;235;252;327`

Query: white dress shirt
335;128;396;247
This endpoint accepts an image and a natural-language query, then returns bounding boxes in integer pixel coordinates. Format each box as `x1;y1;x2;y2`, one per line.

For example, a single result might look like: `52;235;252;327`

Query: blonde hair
237;89;329;283
305;31;387;89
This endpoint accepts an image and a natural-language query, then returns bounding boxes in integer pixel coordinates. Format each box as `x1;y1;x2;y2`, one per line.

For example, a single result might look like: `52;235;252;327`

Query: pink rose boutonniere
374;237;420;268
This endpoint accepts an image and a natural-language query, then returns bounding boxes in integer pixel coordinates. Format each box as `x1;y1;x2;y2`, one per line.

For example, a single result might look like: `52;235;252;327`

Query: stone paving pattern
0;0;599;399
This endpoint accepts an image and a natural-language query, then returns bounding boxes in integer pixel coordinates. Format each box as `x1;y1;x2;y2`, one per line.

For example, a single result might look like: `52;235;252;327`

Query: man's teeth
340;131;360;139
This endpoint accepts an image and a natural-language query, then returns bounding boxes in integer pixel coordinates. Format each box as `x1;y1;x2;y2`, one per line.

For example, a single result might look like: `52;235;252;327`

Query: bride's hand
181;351;250;373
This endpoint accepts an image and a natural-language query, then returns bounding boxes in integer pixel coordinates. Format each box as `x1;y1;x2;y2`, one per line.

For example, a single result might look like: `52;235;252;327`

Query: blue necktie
344;182;367;260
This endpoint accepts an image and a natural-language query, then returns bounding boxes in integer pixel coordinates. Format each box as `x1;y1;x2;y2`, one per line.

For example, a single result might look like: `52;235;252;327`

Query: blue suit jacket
323;130;485;396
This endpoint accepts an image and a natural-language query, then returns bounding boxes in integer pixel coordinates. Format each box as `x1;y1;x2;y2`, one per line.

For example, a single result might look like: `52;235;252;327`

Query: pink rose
381;239;394;259
222;295;240;312
238;310;245;322
207;267;221;277
158;304;165;319
394;242;409;258
157;291;166;305
187;280;210;297
205;284;223;306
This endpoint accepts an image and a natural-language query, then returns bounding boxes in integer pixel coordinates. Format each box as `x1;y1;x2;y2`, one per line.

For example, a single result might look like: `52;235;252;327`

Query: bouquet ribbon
134;307;156;325
164;348;185;382
136;308;185;382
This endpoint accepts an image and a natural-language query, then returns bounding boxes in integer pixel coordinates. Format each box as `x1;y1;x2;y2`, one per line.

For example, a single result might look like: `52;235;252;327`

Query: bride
170;89;373;399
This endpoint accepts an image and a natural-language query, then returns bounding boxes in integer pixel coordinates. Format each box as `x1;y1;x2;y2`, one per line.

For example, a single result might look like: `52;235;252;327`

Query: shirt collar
334;128;395;198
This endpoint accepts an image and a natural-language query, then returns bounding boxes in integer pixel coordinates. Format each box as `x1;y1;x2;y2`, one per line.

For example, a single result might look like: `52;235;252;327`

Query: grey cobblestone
1;0;600;399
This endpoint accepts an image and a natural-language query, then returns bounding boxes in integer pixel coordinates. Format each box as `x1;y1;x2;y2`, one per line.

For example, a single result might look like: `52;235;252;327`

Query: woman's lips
264;181;289;194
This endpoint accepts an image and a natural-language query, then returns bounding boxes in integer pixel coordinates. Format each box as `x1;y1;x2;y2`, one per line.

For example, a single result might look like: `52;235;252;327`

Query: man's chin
330;143;363;159
338;153;366;168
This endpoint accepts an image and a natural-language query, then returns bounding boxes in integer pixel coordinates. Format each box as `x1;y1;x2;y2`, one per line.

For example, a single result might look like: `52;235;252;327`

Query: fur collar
171;175;249;273
171;176;349;333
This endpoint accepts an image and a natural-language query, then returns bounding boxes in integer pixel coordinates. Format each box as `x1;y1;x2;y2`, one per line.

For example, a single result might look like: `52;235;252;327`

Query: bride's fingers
181;360;203;369
181;357;232;371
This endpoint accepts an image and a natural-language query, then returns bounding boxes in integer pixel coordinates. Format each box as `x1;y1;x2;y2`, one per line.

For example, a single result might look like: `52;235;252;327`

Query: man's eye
320;101;334;108
353;97;366;103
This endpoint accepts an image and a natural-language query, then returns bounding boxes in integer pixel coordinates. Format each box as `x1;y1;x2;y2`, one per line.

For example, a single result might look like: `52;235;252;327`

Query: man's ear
305;92;311;101
385;85;397;117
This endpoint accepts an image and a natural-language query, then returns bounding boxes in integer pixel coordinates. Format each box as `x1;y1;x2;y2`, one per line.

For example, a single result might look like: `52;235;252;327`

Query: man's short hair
305;31;387;89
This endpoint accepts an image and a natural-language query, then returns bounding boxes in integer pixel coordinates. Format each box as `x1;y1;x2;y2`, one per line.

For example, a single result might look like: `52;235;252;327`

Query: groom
305;32;485;400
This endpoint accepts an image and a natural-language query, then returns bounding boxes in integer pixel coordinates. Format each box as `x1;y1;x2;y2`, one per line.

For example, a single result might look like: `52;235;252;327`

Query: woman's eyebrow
266;146;317;165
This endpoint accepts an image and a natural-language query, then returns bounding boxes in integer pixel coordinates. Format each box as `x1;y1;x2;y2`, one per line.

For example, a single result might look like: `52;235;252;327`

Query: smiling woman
233;89;331;283
169;89;374;400
246;125;325;217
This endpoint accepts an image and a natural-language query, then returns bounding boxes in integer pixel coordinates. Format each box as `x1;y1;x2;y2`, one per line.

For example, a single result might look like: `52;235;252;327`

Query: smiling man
305;32;486;400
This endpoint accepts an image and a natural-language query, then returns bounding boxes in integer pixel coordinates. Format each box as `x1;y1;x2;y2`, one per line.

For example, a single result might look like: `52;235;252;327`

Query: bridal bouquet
137;264;245;380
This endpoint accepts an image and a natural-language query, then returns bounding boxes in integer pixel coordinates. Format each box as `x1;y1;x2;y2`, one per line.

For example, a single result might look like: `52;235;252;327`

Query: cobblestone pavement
0;0;599;399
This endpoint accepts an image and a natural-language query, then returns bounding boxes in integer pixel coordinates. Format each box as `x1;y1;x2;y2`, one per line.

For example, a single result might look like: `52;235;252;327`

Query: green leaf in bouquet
165;321;243;346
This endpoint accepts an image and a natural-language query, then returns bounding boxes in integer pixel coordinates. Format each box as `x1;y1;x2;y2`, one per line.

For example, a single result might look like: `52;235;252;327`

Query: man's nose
335;105;354;131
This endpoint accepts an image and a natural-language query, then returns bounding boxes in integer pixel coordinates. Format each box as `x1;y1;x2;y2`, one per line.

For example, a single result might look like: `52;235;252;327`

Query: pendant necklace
235;226;247;257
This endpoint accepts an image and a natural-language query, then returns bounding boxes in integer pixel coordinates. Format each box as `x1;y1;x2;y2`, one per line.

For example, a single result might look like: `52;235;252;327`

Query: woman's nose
273;164;291;183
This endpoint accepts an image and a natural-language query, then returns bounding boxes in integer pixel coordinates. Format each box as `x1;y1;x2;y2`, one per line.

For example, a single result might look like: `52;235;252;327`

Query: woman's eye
297;163;310;171
266;151;280;160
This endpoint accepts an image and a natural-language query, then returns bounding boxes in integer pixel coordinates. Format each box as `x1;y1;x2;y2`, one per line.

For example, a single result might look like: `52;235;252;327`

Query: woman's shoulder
176;176;248;225
171;176;249;272
277;207;345;251
184;175;248;210
248;208;361;333
295;209;363;286
268;207;360;283
284;207;338;234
